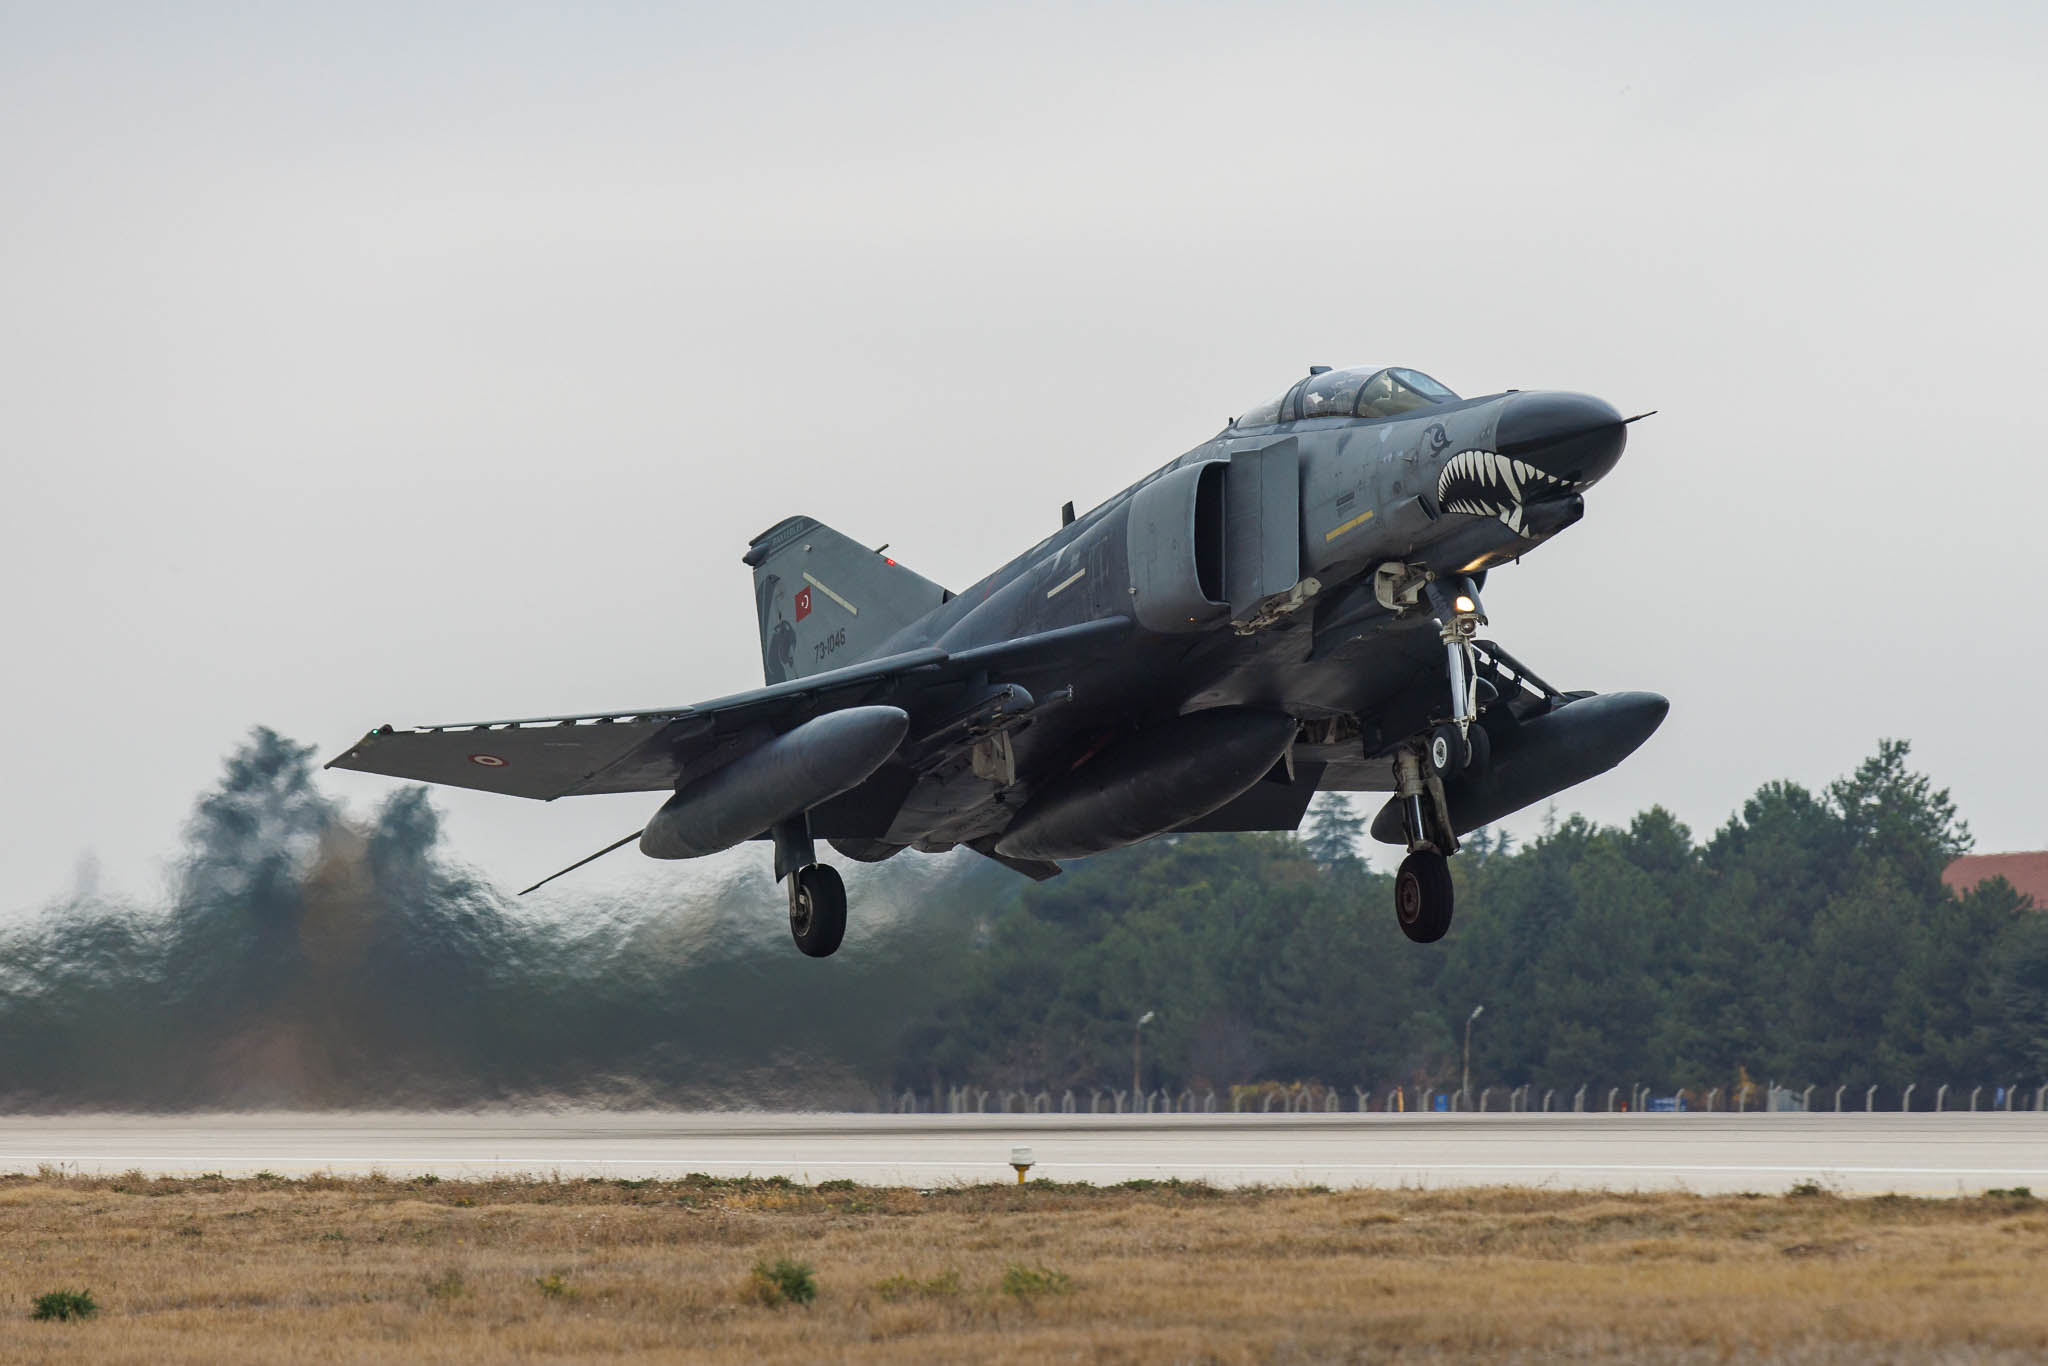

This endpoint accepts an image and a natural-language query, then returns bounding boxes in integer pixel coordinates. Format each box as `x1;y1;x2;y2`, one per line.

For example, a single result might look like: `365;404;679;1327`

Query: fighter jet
329;364;1667;956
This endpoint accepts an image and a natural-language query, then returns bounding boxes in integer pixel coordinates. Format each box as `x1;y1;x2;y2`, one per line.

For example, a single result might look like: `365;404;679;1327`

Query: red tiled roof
1944;853;2048;908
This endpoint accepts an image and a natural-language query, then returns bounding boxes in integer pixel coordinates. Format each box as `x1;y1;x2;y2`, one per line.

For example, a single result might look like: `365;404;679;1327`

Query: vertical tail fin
743;517;949;684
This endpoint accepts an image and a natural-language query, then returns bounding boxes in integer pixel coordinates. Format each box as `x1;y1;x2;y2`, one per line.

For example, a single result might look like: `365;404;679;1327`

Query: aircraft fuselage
855;382;1633;856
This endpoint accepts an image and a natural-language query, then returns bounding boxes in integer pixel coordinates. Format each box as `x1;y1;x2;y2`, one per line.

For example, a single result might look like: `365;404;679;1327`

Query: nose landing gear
1431;578;1487;771
1390;577;1491;944
1428;724;1469;777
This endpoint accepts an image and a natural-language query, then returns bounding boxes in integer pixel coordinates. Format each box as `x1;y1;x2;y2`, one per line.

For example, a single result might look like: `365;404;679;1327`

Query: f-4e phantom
330;365;1667;957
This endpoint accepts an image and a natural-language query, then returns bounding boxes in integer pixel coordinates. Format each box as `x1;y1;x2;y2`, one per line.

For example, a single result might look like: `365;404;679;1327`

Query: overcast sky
3;1;2042;915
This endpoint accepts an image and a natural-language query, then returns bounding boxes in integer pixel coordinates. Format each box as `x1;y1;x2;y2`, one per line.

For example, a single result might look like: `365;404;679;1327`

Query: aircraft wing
324;618;1129;801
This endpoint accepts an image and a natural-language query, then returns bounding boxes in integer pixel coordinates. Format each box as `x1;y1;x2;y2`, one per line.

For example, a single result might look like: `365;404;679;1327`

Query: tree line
2;732;2040;1109
893;741;2048;1101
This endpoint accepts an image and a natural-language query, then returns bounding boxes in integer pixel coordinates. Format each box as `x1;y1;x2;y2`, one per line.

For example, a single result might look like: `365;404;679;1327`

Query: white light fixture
1010;1146;1036;1184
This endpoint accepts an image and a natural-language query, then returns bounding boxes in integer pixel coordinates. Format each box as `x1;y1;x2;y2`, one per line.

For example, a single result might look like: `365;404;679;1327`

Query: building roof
1944;852;2048;908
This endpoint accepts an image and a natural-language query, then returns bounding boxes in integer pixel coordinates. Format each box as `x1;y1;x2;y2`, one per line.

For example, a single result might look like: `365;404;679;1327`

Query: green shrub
426;1269;466;1300
534;1274;578;1300
31;1289;97;1322
746;1257;817;1307
1001;1265;1072;1298
1984;1187;2035;1200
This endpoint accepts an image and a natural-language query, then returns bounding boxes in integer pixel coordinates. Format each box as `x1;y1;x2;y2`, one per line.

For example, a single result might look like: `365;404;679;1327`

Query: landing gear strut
1430;576;1487;770
773;815;847;958
1384;576;1499;943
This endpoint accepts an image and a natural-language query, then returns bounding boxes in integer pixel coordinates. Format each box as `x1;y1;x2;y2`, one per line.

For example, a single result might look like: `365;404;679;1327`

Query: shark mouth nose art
1435;449;1577;535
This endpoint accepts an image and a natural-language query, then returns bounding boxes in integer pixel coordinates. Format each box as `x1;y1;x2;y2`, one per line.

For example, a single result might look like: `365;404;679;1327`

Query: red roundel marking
469;753;508;768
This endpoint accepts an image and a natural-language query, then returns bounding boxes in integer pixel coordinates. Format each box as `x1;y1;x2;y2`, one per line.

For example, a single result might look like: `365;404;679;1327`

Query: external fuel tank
1369;691;1669;845
996;707;1297;862
640;706;909;860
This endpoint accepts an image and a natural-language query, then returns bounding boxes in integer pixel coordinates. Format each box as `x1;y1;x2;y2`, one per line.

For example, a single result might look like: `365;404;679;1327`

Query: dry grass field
1;1169;2045;1364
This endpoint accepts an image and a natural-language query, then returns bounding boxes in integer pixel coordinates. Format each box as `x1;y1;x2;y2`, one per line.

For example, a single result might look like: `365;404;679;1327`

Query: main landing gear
788;863;846;958
774;816;847;957
1391;734;1462;945
1395;850;1454;943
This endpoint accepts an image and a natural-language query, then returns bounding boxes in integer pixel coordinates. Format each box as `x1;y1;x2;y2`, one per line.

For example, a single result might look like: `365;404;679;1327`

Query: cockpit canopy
1235;366;1459;428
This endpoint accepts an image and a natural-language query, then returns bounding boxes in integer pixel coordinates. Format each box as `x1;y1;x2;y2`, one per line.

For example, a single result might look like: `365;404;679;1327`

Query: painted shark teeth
1434;448;1569;538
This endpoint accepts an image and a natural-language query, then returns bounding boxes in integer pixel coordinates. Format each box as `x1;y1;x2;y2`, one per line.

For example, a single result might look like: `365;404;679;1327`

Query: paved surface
3;1112;2044;1194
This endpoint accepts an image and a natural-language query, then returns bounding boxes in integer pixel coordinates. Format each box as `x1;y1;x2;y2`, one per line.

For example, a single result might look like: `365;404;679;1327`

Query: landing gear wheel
1394;850;1454;943
1464;722;1491;778
1428;724;1469;777
788;864;847;958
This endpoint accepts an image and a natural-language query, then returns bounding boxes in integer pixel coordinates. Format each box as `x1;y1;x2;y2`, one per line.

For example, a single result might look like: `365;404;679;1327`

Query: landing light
1454;594;1477;615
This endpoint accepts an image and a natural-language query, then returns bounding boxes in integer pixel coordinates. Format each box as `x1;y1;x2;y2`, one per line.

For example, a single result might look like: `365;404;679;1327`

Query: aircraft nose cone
1495;391;1628;488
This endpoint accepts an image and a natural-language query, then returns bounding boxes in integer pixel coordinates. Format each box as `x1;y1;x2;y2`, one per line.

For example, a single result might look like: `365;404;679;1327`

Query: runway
3;1111;2044;1194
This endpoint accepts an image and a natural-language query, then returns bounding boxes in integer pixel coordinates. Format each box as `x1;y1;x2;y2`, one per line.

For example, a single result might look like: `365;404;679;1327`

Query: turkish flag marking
794;586;812;621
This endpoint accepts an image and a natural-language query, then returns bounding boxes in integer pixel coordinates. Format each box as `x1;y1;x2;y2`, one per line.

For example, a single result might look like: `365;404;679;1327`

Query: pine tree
1302;794;1368;871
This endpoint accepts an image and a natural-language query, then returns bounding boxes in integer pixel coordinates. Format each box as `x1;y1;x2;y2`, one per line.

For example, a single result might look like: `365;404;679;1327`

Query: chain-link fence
877;1080;2048;1114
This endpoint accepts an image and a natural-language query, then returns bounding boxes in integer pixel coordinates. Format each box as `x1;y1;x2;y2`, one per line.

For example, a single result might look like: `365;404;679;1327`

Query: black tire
789;864;847;958
1428;724;1469;777
1464;722;1491;778
1394;850;1455;943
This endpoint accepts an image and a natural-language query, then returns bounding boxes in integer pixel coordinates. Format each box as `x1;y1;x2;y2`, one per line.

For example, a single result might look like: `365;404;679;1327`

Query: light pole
1463;1005;1484;1109
1133;1011;1155;1100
